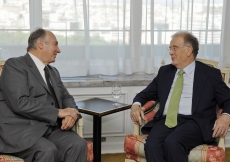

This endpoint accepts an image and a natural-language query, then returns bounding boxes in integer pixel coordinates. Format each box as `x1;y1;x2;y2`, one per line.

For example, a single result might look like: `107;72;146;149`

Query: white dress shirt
28;52;47;84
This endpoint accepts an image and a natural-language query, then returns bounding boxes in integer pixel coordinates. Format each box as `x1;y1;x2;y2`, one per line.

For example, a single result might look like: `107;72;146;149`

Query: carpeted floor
102;148;230;162
102;153;126;162
225;148;230;162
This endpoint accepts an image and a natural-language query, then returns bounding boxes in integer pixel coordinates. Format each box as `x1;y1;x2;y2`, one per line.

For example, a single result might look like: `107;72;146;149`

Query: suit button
51;102;54;105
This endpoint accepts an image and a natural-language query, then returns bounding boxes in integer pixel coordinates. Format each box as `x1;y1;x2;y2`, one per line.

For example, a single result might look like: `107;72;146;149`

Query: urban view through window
0;0;223;46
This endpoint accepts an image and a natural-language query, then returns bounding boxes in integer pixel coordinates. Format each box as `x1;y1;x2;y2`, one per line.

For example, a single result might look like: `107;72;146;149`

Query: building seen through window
0;0;226;77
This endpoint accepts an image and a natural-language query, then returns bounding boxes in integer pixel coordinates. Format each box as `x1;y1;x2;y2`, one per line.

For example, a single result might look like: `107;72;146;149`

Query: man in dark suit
0;28;87;162
130;31;230;162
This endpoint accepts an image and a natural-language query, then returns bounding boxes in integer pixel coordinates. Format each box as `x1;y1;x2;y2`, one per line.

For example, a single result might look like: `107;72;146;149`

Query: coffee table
76;98;131;162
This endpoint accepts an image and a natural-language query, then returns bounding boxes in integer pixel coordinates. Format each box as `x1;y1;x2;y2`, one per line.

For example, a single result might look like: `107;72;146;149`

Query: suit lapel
192;62;207;114
24;53;51;95
158;66;177;116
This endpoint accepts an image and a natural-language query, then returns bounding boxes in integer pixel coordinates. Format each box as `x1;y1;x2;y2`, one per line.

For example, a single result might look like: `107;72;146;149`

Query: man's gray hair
172;31;199;58
27;28;47;52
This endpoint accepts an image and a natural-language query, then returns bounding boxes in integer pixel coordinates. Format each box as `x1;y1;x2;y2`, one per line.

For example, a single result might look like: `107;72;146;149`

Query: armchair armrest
218;136;225;151
133;101;159;135
133;123;140;135
73;118;94;162
73;118;83;138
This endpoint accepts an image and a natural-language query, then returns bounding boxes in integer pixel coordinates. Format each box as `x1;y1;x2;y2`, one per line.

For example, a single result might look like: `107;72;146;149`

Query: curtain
141;0;226;73
0;0;229;77
221;0;230;68
46;0;134;76
50;0;227;76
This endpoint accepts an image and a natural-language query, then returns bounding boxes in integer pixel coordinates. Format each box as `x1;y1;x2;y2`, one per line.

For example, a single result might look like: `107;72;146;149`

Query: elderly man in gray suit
0;28;87;162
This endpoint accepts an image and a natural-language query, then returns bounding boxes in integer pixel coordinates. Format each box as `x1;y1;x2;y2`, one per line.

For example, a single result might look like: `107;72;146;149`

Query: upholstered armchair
0;61;93;162
124;58;229;162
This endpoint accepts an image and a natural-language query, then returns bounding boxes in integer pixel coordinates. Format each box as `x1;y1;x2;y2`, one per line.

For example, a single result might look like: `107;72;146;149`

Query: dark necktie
44;66;60;108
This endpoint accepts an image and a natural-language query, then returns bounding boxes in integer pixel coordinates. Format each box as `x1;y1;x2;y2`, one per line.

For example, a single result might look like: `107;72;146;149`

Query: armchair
0;61;93;162
124;58;229;162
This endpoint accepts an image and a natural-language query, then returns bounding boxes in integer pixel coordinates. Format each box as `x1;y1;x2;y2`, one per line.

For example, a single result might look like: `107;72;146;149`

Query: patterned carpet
102;149;230;162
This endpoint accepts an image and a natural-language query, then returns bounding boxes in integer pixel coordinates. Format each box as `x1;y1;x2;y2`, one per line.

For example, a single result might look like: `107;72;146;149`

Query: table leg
93;115;101;162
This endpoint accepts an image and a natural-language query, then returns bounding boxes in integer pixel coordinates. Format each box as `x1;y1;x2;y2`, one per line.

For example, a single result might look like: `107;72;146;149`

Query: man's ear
37;39;44;50
187;46;193;57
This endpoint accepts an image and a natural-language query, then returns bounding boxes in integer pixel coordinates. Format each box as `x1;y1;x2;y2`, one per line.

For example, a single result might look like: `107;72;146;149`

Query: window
141;0;224;73
0;0;229;77
0;0;30;59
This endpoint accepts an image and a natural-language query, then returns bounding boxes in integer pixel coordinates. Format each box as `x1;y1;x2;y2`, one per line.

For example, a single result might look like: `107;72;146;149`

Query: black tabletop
76;98;131;117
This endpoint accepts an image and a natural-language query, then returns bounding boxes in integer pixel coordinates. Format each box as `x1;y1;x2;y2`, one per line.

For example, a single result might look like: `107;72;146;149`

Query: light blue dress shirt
163;61;195;115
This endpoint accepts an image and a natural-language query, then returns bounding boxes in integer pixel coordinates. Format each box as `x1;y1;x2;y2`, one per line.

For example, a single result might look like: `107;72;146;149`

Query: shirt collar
177;61;195;75
28;52;46;70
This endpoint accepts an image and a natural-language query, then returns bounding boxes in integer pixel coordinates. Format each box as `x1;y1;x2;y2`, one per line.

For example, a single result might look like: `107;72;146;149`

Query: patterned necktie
44;66;60;108
165;70;184;128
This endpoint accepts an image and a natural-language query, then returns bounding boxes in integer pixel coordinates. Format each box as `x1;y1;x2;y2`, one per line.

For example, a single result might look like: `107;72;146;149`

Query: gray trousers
12;127;87;162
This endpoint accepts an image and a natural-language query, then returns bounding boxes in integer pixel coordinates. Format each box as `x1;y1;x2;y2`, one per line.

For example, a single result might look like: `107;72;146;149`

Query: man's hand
130;104;146;125
212;114;230;138
58;108;80;121
61;115;76;130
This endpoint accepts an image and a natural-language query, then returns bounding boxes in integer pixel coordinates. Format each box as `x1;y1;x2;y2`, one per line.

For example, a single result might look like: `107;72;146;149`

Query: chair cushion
87;141;94;162
0;155;24;162
188;145;225;162
143;101;159;123
124;134;147;158
143;101;155;112
124;134;225;162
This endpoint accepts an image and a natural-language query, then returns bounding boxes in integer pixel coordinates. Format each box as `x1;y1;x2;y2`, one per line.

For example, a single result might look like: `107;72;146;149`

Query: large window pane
0;30;29;45
89;0;130;30
90;31;128;45
0;0;225;77
0;0;29;29
141;0;224;73
0;0;29;46
51;31;85;45
42;0;84;30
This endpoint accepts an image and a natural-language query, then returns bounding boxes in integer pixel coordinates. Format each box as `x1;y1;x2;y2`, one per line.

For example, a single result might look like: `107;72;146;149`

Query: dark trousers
11;126;87;162
144;115;205;162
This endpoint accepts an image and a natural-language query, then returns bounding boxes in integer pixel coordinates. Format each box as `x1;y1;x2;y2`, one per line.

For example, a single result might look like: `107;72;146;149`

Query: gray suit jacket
0;53;78;153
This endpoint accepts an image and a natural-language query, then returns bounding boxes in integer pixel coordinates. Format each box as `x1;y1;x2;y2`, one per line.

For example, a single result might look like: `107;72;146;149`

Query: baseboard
225;132;230;147
101;136;125;153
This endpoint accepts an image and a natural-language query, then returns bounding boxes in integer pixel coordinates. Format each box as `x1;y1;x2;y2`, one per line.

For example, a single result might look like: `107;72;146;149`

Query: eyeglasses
168;46;189;53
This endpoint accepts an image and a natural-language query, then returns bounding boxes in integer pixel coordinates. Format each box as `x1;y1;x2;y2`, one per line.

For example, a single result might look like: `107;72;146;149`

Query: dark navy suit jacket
133;61;230;143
